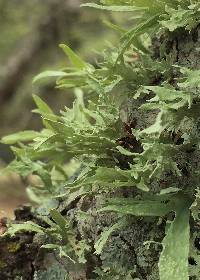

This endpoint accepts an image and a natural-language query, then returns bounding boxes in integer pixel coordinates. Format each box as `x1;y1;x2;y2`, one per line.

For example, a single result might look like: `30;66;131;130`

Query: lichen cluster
2;1;200;279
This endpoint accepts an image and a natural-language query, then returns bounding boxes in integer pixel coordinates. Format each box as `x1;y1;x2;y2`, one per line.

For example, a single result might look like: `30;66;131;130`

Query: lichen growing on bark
2;1;200;279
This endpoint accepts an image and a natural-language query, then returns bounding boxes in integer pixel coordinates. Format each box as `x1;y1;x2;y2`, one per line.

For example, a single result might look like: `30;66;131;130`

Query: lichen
7;242;21;253
0;260;7;269
3;1;200;279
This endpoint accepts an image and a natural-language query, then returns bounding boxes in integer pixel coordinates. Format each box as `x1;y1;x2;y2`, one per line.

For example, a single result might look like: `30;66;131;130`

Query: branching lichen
2;1;200;279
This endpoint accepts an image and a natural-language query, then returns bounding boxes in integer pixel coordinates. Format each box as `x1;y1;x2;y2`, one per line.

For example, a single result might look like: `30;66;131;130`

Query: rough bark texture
1;25;200;280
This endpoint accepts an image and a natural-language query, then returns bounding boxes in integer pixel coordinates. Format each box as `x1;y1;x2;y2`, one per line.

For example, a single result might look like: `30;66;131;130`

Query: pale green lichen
2;1;200;279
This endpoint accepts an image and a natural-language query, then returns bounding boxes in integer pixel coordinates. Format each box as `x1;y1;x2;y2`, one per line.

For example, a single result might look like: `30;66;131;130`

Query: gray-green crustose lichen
33;264;67;280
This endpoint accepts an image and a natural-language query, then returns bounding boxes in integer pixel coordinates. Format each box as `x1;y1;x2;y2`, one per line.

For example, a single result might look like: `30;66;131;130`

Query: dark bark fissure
119;235;147;280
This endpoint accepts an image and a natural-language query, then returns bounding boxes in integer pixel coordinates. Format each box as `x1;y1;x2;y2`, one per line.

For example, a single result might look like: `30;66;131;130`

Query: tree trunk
1;11;200;280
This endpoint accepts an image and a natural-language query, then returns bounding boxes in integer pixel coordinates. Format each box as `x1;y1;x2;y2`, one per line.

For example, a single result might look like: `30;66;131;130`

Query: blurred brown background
0;0;120;218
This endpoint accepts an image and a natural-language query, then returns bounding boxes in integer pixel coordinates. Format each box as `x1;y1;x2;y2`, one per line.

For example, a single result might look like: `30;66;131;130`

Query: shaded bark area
0;204;165;279
0;233;37;280
0;208;39;280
